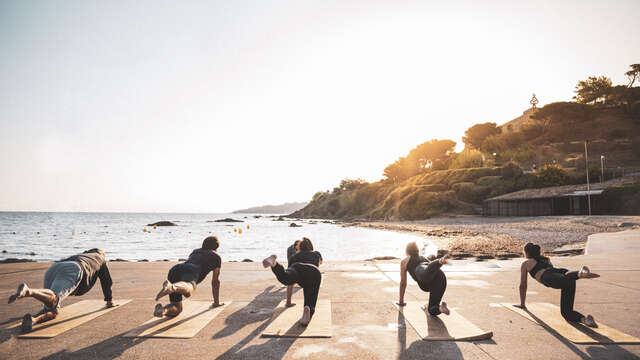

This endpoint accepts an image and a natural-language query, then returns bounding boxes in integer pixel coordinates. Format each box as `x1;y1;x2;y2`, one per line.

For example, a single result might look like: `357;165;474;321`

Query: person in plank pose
516;242;599;327
154;236;223;317
8;248;115;333
397;242;450;316
285;239;301;307
263;237;322;325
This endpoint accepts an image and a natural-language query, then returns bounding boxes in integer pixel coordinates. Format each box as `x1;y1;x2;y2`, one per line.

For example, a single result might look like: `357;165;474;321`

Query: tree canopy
462;122;501;150
573;76;612;104
383;139;456;182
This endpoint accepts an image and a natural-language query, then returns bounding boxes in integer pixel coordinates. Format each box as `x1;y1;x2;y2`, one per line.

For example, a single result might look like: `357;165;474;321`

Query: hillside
232;201;308;214
292;67;640;220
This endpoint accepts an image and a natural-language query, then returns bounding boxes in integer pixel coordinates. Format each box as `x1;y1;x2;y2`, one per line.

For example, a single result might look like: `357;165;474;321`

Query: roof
486;175;639;201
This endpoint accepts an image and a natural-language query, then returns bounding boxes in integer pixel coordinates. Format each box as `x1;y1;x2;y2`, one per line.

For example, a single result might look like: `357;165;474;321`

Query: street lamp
600;155;605;183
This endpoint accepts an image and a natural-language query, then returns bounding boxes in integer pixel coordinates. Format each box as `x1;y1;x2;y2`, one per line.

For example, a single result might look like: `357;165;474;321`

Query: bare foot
9;283;29;304
262;255;277;268
579;266;600;279
583;314;598;328
155;280;174;301
21;314;33;333
440;302;450;315
154;303;164;318
300;306;311;326
285;302;296;308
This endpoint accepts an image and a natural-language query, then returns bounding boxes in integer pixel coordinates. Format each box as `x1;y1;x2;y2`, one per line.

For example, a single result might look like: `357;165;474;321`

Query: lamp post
600;155;605;183
584;141;591;216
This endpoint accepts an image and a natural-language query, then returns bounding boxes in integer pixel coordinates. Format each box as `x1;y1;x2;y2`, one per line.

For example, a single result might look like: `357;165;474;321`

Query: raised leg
9;283;58;309
271;263;298;286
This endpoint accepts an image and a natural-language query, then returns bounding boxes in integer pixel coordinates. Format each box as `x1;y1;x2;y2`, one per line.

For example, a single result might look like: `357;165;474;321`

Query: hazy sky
1;0;639;213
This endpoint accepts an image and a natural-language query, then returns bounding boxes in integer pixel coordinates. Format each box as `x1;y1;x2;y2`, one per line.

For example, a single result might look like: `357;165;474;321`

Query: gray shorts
43;261;83;310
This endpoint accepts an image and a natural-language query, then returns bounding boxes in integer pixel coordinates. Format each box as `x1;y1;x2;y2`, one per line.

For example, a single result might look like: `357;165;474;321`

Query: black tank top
529;259;552;278
407;255;428;283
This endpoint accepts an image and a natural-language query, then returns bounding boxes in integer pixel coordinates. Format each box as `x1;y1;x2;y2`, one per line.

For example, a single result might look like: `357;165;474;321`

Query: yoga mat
501;303;640;344
394;302;493;341
17;299;131;338
123;301;230;338
262;299;332;338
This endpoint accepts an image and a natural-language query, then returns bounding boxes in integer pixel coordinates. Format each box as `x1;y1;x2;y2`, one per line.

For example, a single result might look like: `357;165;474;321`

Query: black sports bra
529;260;552;278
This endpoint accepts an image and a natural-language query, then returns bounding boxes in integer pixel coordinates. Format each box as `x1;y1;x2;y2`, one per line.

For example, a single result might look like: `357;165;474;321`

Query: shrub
501;161;523;179
451;182;491;204
450;149;484;169
535;164;569;187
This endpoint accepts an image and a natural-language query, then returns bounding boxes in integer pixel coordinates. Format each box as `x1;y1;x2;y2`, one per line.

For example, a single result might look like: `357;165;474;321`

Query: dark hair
406;242;419;257
84;248;105;255
299;237;314;252
293;239;301;248
203;236;219;250
523;243;549;263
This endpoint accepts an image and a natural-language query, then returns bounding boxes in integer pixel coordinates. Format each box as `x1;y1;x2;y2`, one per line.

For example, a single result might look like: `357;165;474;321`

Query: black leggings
415;260;447;316
540;268;583;322
271;262;322;317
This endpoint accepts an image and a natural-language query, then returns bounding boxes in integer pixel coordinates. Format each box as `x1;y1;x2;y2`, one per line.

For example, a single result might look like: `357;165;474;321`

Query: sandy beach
348;215;640;258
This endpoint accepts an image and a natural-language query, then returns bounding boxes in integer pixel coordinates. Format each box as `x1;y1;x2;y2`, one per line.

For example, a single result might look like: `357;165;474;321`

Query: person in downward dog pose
516;242;599;327
154;236;223;317
263;237;322;325
285;239;301;307
8;248;115;333
397;242;450;316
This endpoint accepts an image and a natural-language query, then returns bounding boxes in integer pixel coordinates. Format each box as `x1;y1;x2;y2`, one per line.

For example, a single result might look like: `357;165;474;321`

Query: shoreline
345;215;640;259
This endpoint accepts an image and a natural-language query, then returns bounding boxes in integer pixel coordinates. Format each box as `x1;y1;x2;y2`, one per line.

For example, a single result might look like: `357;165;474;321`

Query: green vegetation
292;64;640;220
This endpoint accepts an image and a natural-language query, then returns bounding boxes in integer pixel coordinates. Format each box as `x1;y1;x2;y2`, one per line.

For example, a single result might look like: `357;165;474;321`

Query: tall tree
462;122;501;150
407;139;456;170
625;64;640;88
573;76;612;104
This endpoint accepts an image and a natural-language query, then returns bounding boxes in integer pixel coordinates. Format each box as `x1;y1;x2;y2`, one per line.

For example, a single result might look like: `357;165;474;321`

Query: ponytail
524;243;549;263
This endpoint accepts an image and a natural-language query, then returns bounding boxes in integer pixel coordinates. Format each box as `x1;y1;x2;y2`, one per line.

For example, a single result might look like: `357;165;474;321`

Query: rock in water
289;223;302;227
147;221;177;227
210;218;244;223
241;259;253;262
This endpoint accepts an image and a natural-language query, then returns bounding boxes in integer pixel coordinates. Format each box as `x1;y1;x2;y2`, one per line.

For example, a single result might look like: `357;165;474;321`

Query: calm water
0;212;436;262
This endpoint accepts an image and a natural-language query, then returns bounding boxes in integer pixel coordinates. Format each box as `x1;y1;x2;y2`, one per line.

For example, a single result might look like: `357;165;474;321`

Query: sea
0;212;436;262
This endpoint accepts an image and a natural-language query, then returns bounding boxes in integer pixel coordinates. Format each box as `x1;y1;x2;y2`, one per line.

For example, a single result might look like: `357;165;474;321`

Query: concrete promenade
1;229;639;359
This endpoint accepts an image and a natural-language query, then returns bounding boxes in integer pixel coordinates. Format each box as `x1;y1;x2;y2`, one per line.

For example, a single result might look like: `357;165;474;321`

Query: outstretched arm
397;258;408;306
515;262;528;309
211;268;223;307
98;263;114;307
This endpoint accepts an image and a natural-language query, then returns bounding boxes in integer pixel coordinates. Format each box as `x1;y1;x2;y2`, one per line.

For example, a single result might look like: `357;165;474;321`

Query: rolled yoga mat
123;301;230;339
262;299;332;338
501;302;640;344
394;302;493;341
17;299;131;338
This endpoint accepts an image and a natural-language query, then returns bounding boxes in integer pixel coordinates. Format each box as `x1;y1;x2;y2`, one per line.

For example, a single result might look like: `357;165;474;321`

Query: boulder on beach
210;218;244;223
110;258;129;262
0;258;35;264
618;222;637;228
147;221;177;227
289;222;302;227
138;259;149;262
365;256;399;261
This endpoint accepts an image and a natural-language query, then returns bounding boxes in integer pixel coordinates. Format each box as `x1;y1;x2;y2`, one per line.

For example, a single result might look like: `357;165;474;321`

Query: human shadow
397;308;467;360
523;308;640;360
212;285;297;339
40;330;151;359
214;286;300;359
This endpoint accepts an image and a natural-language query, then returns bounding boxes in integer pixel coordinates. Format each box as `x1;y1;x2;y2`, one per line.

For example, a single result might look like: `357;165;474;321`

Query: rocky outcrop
210;218;244;223
289;222;302;227
147;221;177;226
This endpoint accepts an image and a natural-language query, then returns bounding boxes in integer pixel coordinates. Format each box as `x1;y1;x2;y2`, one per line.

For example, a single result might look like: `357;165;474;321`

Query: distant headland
232;202;308;214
